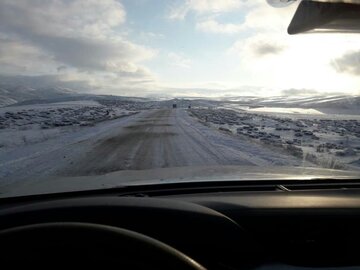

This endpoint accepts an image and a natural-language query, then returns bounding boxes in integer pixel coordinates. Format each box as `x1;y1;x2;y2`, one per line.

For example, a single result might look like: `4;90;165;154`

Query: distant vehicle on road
172;104;177;109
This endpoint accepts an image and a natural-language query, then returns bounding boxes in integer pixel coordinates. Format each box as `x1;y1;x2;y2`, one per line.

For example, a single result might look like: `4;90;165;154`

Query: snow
0;110;142;188
0;100;139;148
0;105;305;192
219;95;360;116
247;107;323;115
222;103;324;115
189;107;360;171
1;95;360;195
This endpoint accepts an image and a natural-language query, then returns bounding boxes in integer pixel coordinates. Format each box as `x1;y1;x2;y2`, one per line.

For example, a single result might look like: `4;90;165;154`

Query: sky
0;0;359;97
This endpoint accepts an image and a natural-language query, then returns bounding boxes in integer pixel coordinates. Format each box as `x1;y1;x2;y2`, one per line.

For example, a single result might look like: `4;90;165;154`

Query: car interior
1;179;360;269
1;0;360;269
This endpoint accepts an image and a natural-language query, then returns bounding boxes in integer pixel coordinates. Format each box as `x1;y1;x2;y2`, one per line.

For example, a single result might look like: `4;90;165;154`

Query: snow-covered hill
220;95;360;114
0;83;77;107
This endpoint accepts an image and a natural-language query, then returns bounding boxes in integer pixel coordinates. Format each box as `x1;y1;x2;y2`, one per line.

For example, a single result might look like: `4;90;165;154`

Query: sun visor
288;0;360;34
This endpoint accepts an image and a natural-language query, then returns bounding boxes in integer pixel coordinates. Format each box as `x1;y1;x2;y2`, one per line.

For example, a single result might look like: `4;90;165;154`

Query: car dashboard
1;180;360;269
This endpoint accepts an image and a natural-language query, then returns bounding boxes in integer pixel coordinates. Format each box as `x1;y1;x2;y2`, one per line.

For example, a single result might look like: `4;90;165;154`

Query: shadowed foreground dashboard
1;180;360;269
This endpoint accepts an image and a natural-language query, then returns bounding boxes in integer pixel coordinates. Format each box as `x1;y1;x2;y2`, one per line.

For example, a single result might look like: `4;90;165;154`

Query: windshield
0;0;360;197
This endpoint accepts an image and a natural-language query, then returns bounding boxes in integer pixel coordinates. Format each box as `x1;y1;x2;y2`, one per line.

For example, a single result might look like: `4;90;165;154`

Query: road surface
63;109;255;176
61;109;302;176
0;109;302;189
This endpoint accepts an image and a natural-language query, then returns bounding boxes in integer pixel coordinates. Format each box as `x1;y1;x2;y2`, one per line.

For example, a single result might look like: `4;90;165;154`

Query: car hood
1;165;360;198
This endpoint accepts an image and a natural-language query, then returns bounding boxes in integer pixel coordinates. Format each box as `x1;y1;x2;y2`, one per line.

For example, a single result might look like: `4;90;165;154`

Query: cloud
252;43;285;56
170;0;291;36
166;0;360;95
27;35;156;73
0;73;92;92
168;1;191;20
168;52;192;69
138;32;165;41
168;0;246;20
57;66;67;73
229;34;286;58
0;0;158;95
0;0;126;38
281;89;319;96
238;1;296;32
196;19;244;34
0;36;58;75
332;50;360;76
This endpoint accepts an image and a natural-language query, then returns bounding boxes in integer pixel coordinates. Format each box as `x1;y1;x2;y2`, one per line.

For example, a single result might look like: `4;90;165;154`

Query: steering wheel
0;222;206;269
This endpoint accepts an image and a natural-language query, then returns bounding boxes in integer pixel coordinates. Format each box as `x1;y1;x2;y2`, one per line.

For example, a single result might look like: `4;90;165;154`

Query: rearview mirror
288;0;360;34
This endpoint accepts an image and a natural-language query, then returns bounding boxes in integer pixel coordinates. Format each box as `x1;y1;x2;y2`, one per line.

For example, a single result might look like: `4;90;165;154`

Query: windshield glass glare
0;0;360;197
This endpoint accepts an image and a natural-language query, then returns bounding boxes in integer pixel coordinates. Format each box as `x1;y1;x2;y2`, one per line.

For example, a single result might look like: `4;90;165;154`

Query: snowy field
189;107;360;170
0;100;139;148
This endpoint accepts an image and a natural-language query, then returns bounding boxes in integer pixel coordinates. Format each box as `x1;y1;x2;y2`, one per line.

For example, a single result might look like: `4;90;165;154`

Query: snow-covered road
0;109;302;190
62;108;257;176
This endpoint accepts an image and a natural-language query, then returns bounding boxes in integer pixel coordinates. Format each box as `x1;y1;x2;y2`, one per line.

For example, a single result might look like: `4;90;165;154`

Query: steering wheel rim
0;222;206;269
